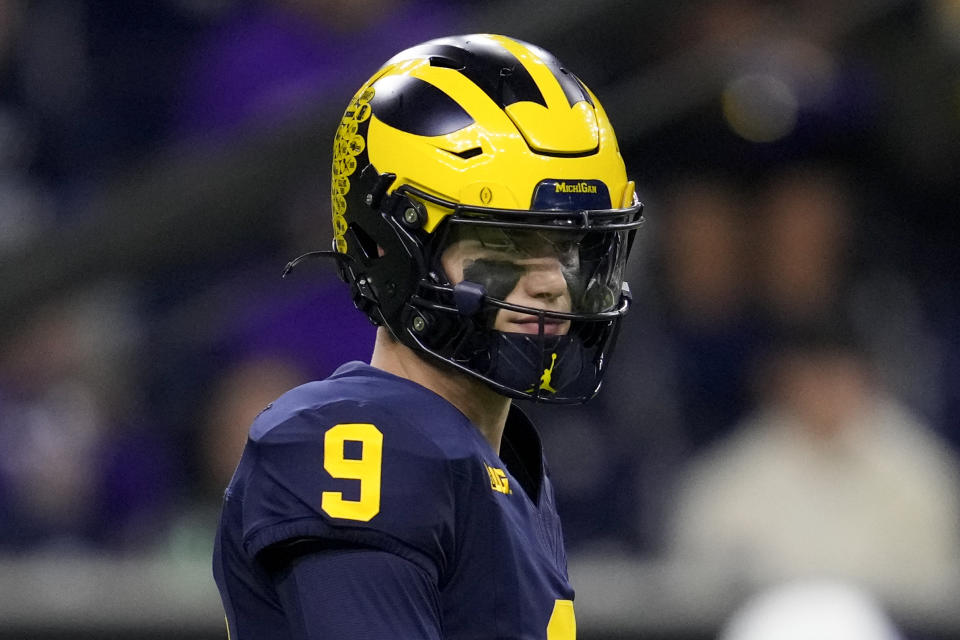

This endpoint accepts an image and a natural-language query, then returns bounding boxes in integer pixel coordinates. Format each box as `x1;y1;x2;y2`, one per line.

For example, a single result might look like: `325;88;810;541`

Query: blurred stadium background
1;0;959;638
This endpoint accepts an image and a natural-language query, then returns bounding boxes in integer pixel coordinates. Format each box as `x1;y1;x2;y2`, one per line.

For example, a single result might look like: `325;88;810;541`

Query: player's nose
518;260;568;304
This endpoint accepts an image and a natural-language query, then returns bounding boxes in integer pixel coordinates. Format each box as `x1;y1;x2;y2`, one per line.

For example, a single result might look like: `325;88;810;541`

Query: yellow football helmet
328;34;644;402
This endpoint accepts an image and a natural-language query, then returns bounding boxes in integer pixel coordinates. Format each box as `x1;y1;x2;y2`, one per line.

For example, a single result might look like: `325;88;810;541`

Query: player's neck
370;328;511;453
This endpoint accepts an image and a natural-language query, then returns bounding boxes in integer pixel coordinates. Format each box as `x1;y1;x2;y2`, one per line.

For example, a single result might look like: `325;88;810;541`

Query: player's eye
462;258;525;300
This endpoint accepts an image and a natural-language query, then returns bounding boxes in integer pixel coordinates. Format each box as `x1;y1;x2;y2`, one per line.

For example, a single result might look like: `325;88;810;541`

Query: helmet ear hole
348;223;380;262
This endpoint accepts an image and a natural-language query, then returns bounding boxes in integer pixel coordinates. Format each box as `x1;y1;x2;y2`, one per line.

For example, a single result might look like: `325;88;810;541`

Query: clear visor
437;222;630;316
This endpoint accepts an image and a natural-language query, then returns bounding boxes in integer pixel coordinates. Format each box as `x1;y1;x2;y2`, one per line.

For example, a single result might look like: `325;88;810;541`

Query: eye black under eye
462;259;524;301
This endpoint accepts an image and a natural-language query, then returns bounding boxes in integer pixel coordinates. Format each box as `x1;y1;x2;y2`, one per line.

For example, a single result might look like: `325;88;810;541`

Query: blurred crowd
1;0;959;634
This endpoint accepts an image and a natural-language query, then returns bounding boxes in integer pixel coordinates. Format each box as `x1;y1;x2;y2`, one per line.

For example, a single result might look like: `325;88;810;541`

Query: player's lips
506;316;569;335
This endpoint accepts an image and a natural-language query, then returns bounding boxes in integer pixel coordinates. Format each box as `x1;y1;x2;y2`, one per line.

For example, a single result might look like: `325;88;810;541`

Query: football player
213;34;644;639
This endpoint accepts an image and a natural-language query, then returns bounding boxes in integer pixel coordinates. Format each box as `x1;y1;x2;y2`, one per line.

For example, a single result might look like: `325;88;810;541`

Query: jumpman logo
539;352;558;393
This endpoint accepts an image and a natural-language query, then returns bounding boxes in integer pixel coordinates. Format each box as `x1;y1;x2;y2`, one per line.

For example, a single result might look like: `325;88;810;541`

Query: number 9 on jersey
321;423;383;521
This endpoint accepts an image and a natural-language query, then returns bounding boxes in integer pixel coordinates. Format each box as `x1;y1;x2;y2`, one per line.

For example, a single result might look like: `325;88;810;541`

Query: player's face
441;228;574;335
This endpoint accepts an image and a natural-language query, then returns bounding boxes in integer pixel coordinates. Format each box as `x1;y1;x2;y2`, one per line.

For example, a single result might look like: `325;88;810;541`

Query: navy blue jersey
213;362;576;639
